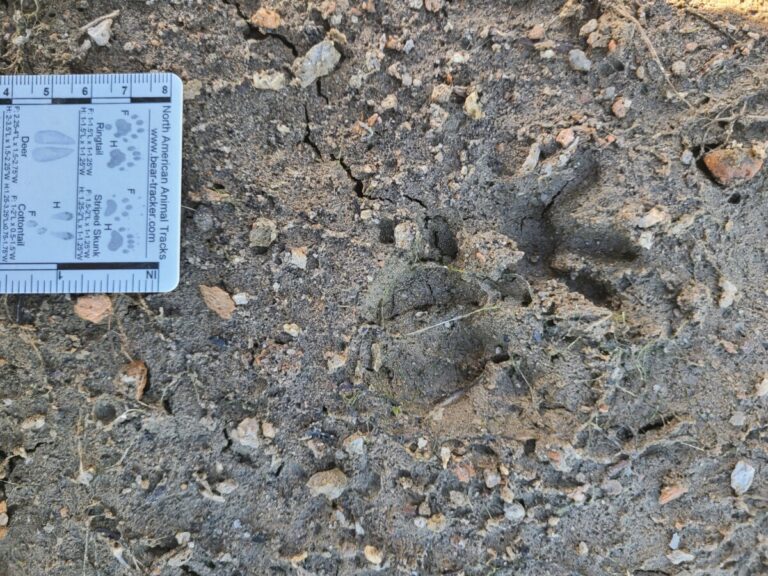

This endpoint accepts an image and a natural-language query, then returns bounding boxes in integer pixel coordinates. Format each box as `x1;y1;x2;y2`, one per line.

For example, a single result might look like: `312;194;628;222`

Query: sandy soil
1;0;767;574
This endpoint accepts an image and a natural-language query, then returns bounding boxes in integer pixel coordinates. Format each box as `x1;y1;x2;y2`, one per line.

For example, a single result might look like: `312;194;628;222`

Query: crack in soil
302;105;323;160
403;193;427;210
316;79;330;105
334;154;364;198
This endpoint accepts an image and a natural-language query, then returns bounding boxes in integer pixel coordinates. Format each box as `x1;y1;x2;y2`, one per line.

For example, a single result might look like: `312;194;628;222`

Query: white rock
184;80;203;101
253;70;286;91
504;502;525;523
729;411;746;427
394;221;419;250
579;19;598;36
342;433;366;456
636;206;669;229
20;414;45;430
518;142;541;175
307;468;348;500
283;323;301;337
381;93;398;110
231;417;261;449
216;479;238;495
232;293;249;306
249;218;277;249
718;276;738;309
364;545;384;565
290;247;308;269
88;19;113;47
755;375;768;397
439;446;451;469
669;532;680;550
261;421;277;439
671;60;687;77
464;90;484;120
430;83;452;104
292;40;341;88
667;550;695;565
568;49;592;72
484;469;501;489
731;460;755;495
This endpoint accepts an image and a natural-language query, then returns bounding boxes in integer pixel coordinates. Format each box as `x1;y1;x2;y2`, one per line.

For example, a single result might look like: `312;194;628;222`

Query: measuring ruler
0;73;183;294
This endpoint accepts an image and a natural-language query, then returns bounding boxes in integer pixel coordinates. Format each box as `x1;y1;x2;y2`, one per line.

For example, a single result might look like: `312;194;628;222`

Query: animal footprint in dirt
28;212;75;240
32;130;75;163
104;114;145;171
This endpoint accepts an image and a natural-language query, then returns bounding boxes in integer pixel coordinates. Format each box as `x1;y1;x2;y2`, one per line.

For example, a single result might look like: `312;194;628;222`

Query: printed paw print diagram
104;114;145;171
27;113;147;254
28;211;74;240
104;196;137;254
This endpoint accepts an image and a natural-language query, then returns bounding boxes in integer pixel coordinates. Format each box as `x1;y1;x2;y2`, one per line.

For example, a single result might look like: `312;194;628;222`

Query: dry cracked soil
1;0;768;575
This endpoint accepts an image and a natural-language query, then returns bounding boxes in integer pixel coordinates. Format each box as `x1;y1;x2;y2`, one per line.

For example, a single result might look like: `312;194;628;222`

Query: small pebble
249;218;278;250
667;550;695;565
671;60;687;77
729;411;746;427
755;375;768;397
556;128;575;148
731;460;755;495
601;479;623;496
261;422;277;439
703;146;765;186
232;293;249;306
681;149;694;165
484;469;501;489
527;24;545;41
611;96;631;119
88;19;113;47
394;221;419;251
504;502;525;523
292;40;341;88
718;276;738;309
307;468;348;500
579;19;598;36
94;400;117;423
343;433;366;456
364;545;384;565
464;90;484;120
540;49;555;60
568;49;592;72
253;70;286;91
669;532;681;550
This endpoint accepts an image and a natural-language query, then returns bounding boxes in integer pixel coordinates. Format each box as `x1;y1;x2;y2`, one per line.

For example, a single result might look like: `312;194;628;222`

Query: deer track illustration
32;130;75;162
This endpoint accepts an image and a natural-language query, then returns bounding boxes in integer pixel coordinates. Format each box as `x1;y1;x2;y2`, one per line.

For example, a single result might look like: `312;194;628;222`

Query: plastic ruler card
0;73;183;294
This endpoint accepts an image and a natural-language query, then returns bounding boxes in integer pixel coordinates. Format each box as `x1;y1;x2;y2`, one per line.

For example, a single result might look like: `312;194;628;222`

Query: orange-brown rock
703;147;764;186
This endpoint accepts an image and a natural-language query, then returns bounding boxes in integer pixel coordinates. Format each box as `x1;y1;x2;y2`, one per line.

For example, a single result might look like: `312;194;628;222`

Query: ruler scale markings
0;110;4;253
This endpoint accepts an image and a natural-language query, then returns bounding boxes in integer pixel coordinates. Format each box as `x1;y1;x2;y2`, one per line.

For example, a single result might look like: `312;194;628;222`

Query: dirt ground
1;0;768;574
